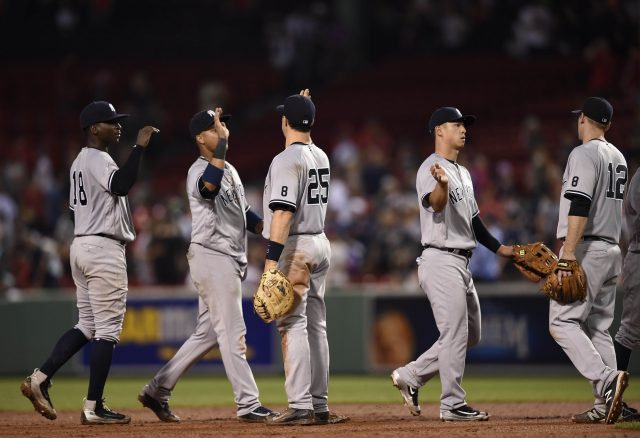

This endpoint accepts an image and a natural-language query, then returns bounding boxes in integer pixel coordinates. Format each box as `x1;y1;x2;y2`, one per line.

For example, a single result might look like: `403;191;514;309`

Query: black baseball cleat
440;404;490;422
619;402;640;422
391;369;421;416
604;371;629;424
20;369;57;420
138;390;180;422
571;407;605;423
81;398;131;425
266;408;315;425
238;405;278;423
314;411;350;425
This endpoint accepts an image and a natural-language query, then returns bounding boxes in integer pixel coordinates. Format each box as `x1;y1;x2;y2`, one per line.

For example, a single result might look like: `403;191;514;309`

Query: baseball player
613;165;640;421
20;101;159;424
549;97;629;424
260;90;347;425
391;107;514;421
138;108;277;423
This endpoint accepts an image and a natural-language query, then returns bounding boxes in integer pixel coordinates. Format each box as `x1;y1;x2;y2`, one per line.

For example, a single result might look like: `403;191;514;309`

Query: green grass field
3;374;640;411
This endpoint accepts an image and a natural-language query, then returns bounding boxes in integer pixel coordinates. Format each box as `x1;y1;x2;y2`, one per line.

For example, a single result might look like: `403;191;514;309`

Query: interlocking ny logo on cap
108;103;116;113
207;110;214;117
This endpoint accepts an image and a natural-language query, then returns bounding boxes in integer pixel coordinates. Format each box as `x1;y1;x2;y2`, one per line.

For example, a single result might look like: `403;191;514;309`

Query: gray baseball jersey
417;153;478;250
262;142;329;238
262;141;333;412
550;138;628;414
557;139;627;243
615;168;640;350
69;147;135;242
68;146;133;343
187;158;248;266
143;157;263;417
623;168;640;252
394;153;482;412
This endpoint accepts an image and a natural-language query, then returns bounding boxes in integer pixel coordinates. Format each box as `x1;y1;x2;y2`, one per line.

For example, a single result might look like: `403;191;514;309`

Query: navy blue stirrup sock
614;340;632;371
87;339;116;402
40;328;89;378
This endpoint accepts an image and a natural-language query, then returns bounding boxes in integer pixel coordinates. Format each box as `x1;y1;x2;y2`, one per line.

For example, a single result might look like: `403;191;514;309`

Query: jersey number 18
72;171;88;206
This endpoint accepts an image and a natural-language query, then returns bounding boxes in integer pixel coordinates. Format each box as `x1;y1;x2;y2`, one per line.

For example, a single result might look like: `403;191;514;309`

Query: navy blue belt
77;233;126;246
560;235;607;242
422;245;472;259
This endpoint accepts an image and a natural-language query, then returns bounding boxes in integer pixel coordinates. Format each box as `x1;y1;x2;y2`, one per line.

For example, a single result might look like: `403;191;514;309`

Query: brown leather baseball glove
253;268;295;323
511;242;558;282
542;259;587;304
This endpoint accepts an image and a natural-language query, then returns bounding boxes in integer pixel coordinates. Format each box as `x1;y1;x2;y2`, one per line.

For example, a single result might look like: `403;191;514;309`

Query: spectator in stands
122;72;165;148
0;180;18;294
439;1;469;50
146;204;188;285
198;81;231;112
584;38;618;95
507;2;555;56
1;0;638;291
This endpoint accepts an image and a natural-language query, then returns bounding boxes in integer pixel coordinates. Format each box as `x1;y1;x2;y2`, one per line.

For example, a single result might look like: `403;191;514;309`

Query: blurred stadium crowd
0;0;639;295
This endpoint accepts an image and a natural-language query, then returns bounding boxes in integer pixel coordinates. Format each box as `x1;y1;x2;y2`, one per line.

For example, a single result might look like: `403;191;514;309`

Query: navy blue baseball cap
428;107;476;134
189;110;232;139
572;97;613;124
80;101;129;130
276;94;315;129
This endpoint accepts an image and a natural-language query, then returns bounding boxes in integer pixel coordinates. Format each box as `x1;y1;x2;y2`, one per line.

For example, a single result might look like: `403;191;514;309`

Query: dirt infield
1;402;638;437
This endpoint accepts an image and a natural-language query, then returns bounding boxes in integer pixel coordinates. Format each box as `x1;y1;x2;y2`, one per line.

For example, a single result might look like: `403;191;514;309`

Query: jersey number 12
72;171;88;206
605;163;627;200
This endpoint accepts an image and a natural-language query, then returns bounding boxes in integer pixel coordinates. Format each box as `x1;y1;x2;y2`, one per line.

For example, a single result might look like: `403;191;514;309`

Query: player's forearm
202;139;228;191
471;214;501;253
264;209;293;270
246;208;263;234
562;215;588;259
429;183;448;212
110;146;144;195
269;210;293;244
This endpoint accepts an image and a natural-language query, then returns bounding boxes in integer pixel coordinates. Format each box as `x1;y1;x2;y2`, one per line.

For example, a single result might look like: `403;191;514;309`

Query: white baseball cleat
440;404;489;422
81;398;131;425
20;369;57;420
391;369;421;416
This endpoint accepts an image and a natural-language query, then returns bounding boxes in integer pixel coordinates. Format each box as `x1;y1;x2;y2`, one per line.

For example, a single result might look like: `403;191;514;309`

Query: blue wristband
266;240;285;261
202;163;224;186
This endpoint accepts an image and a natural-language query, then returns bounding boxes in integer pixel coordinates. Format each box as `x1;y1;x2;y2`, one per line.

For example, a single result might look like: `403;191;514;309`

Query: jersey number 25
307;168;329;205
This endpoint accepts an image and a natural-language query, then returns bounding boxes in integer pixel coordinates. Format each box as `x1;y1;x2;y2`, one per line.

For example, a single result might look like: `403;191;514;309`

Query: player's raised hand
300;88;311;98
431;163;448;184
136;126;160;148
213;107;229;141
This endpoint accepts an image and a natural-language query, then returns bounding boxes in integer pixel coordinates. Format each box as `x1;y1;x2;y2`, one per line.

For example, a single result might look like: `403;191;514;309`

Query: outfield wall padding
1;285;636;375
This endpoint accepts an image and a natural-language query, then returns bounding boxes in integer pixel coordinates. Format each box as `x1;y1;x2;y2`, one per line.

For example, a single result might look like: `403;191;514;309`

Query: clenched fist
136;126;160;148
